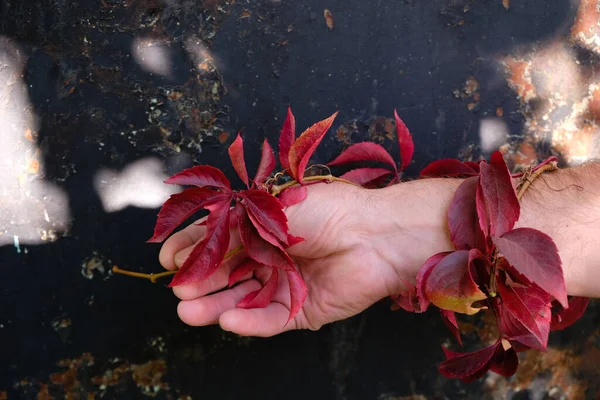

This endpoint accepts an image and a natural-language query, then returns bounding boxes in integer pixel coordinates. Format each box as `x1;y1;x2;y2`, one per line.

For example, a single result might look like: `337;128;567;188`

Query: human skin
159;164;600;337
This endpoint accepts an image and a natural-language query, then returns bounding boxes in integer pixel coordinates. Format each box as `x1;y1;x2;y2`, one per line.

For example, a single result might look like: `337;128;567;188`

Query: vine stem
270;175;359;196
112;245;244;283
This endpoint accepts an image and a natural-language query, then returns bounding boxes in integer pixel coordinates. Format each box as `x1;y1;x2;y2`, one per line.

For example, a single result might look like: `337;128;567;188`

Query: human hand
159;179;459;336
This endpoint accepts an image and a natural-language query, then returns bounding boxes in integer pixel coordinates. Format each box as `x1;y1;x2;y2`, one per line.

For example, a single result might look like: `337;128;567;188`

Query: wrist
365;179;461;296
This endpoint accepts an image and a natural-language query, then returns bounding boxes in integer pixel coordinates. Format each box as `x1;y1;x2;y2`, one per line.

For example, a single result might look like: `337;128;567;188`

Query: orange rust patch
502;0;510;10
24;128;34;142
368;117;395;144
571;0;600;52
0;391;7;400
217;131;229;144
504;57;536;103
37;383;52;400
496;107;504;117
324;9;334;30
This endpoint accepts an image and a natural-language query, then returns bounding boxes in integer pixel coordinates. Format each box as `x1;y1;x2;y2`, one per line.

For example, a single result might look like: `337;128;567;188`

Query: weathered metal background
1;0;598;398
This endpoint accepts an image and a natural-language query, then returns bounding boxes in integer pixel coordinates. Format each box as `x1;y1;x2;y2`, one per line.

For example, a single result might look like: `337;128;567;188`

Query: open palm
159;183;403;337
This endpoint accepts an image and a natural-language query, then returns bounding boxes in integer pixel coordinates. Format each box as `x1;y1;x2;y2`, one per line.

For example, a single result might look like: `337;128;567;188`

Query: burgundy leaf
479;151;520;237
165;165;232;192
328;142;397;171
440;310;463;345
464;161;481;172
489;345;519;377
279;186;308;207
288;111;339;182
169;202;231;286
420;159;478;178
439;343;498;383
551;296;590;331
254;138;276;186
228;133;249;187
494;227;568;307
279;107;296;172
241;189;289;246
391;280;425;313
148;189;231;243
228;258;262;287
394;110;415;171
447;177;480;250
423;249;487;315
340;168;393;186
497;276;544;347
287;234;305;247
415;252;452;311
497;283;551;351
237;268;279;309
286;268;308;322
475;180;489;239
238;210;294;270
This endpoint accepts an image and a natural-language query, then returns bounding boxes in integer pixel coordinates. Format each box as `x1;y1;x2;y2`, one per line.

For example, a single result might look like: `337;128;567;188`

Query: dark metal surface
1;0;598;398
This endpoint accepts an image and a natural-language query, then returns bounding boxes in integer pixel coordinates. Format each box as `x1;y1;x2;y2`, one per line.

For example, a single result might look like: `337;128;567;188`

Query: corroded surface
1;0;599;399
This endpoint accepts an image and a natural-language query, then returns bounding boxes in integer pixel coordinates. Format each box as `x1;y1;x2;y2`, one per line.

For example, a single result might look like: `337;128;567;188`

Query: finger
219;302;297;337
159;220;207;270
177;279;262;326
173;256;252;300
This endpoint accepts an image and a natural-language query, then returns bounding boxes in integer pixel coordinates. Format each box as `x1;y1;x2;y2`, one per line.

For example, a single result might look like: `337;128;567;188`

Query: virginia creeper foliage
149;108;589;382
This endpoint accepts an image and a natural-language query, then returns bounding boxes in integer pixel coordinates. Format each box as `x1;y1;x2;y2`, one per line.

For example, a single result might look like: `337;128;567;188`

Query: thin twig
112;245;245;283
516;162;558;200
271;175;359;196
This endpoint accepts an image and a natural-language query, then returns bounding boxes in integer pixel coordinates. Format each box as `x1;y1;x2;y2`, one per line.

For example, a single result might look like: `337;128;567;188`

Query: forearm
518;164;600;298
371;164;600;298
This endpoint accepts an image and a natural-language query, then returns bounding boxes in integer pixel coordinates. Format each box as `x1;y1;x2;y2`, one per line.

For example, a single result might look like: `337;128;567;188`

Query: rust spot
240;9;251;19
368;117;395;144
588;86;600;123
502;0;510;10
467;102;477;111
496;107;504;117
324;9;334;30
504;57;536;103
27;158;40;174
217;131;229;144
513;141;538;168
37;383;52;400
571;0;600;53
0;391;7;400
24;128;34;142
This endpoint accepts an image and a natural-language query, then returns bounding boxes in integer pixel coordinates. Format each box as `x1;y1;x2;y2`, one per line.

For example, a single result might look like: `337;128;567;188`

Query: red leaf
447;177;480;250
279;186;308;207
148;189;231;243
551;296;590;331
464;161;481;172
420;159;478;178
439;343;498;383
489;345;519;377
228;133;249;187
287;234;305;247
241;189;289;246
415;252;452;311
165;165;232;192
237;268;279;309
424;249;487;315
497;283;551;351
279;107;296;172
494;227;567;307
288;111;339;182
391;279;426;313
440;310;463;346
254;139;276;186
340;168;393;186
475;179;489;239
286;268;308;322
228;258;262;287
169;202;231;286
497;276;545;347
394;110;415;171
328;142;397;171
479;151;520;237
238;210;294;270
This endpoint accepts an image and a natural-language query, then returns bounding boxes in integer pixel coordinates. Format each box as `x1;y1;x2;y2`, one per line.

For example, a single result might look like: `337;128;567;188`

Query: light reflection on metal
0;36;71;247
